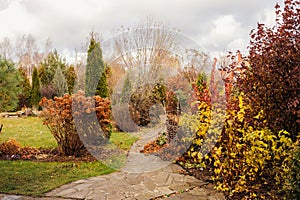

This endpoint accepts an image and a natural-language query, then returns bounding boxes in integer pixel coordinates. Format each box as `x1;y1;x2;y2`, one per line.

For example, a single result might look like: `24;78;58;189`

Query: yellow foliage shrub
213;94;294;199
179;101;225;169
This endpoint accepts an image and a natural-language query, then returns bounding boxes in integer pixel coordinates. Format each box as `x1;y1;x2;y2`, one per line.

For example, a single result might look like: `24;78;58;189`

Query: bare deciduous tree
0;37;13;60
112;19;181;84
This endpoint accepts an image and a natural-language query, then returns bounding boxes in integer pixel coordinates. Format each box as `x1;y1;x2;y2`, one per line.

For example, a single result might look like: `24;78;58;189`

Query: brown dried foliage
0;139;21;156
39;91;112;156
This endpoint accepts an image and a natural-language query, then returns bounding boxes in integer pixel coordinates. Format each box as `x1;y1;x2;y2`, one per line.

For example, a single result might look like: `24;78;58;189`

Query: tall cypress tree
96;64;109;98
85;33;109;97
65;65;76;94
31;67;41;109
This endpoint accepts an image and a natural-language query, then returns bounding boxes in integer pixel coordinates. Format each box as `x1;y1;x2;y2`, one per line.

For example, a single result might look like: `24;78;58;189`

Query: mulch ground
0;138;126;162
0;147;97;162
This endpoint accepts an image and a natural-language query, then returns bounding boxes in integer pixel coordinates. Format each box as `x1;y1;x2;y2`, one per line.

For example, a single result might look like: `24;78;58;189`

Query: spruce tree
31;67;41;109
39;50;66;86
85;33;109;98
38;50;67;98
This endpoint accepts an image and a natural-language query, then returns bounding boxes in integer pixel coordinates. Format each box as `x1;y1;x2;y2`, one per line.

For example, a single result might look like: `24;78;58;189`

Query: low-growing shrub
0;139;21;156
156;131;167;146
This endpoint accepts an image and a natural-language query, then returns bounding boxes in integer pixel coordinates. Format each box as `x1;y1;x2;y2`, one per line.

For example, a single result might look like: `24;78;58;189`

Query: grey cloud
1;0;277;57
0;0;11;11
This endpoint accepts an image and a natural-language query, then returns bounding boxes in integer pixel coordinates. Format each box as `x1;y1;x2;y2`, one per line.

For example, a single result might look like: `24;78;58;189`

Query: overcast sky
0;0;281;62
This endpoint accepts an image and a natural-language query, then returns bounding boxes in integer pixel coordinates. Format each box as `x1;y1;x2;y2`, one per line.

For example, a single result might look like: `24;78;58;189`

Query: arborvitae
31;67;41;109
121;74;132;102
85;33;109;98
96;65;109;98
18;67;31;109
64;65;76;94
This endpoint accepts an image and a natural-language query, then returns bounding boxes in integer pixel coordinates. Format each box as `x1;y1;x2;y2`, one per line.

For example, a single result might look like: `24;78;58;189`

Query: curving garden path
1;126;225;200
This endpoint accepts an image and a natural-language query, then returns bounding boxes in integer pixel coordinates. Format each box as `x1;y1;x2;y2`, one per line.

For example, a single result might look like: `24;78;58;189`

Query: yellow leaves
194;138;203;146
238;93;244;108
180;91;296;198
191;151;197;158
214;168;221;174
274;154;281;160
253;166;259;173
230;152;236;158
250;192;257;198
234;185;246;193
214;159;221;167
278;129;290;137
211;103;295;199
197;152;203;160
237;109;245;122
236;143;244;150
204;154;209;160
214;146;223;156
254;109;264;119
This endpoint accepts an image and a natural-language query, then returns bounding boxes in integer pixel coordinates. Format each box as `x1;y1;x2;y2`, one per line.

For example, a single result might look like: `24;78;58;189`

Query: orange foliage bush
40;91;112;156
0;139;22;156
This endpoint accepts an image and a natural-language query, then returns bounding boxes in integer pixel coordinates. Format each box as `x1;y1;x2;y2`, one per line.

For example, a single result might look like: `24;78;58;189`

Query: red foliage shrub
237;0;300;138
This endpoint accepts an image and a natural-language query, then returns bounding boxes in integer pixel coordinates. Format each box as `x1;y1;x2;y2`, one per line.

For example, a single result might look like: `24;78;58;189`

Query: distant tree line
0;32;112;112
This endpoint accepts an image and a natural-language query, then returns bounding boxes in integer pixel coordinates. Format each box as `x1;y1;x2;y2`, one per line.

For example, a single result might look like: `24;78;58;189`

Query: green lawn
110;131;139;150
0;161;114;196
0;117;139;196
0;117;139;150
0;117;56;148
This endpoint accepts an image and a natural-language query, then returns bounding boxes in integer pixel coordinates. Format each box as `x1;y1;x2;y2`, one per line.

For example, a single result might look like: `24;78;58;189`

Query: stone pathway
1;126;225;200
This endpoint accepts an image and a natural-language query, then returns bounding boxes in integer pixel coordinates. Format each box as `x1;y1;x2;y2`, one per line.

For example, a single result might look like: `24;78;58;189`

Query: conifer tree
65;65;76;94
0;57;20;111
85;33;109;98
52;67;68;97
18;67;31;109
31;67;41;109
121;74;132;102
